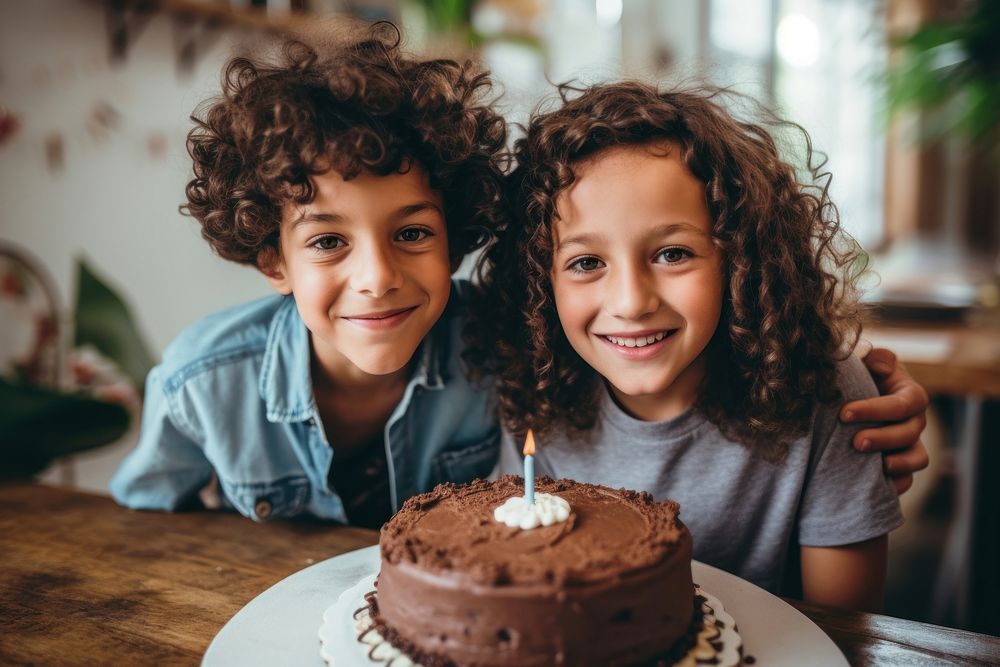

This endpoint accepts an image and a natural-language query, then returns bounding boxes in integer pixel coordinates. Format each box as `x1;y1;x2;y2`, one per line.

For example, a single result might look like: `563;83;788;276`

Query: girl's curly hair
468;82;865;461
183;24;508;267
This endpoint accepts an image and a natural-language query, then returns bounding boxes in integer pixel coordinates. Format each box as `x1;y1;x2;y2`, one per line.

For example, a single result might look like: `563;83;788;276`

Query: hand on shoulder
840;347;930;495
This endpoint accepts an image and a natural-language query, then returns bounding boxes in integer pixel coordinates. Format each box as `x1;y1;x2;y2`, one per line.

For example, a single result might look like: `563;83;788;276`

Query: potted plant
0;241;154;478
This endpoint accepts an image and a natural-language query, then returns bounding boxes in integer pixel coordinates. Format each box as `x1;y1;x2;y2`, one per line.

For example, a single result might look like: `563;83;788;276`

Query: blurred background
1;0;997;635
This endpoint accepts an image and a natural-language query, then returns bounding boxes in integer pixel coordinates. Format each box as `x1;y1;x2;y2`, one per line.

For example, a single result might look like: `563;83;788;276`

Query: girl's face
265;163;452;382
550;143;723;422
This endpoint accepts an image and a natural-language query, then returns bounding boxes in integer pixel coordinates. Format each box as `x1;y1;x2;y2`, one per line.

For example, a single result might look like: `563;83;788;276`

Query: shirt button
254;499;272;520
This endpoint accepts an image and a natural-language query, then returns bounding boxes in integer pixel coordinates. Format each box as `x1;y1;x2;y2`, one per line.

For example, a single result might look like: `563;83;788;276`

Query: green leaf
885;1;1000;149
73;259;155;391
888;57;949;108
0;379;130;477
417;0;474;30
899;24;959;51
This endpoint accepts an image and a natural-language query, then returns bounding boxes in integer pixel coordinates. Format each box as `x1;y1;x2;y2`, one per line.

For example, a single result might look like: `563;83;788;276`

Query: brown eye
396;227;432;242
569;256;604;272
657;248;690;264
311;236;345;251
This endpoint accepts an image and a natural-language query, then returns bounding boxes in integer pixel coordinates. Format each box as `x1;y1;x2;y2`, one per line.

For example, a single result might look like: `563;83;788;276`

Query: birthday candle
524;429;536;505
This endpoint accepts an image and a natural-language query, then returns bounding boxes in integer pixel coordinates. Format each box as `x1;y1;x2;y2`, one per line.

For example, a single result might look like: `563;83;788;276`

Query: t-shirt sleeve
796;356;904;547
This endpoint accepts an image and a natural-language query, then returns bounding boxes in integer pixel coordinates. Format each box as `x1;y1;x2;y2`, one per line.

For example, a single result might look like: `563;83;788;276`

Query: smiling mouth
342;306;418;330
600;330;676;348
346;307;417;320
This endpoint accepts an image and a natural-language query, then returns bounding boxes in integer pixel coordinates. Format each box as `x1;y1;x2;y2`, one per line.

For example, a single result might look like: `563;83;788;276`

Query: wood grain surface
0;482;376;665
1;482;997;666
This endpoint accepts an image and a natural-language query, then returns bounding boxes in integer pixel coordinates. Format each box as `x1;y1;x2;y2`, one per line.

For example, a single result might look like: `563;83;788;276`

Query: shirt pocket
219;475;311;522
431;429;501;485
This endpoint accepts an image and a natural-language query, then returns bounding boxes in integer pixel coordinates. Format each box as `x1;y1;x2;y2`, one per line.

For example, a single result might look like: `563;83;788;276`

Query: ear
257;246;292;295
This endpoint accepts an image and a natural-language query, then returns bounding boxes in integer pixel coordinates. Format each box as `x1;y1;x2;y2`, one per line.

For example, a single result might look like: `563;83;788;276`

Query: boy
111;32;506;528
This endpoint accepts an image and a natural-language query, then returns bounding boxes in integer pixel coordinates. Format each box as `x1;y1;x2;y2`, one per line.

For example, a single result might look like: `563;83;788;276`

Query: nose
349;239;403;298
606;263;659;320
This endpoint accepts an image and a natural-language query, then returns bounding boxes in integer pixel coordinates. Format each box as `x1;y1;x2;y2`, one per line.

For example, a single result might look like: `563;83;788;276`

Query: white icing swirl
493;494;571;530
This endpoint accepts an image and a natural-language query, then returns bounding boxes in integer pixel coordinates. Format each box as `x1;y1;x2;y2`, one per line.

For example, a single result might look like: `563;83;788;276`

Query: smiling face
263;163;452;382
550;143;723;421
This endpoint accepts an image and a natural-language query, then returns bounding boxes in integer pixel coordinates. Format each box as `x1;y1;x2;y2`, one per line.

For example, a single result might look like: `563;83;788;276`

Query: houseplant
0;243;154;477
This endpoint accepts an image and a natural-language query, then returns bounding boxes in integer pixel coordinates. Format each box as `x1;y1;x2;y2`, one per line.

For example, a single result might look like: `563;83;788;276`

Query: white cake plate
203;545;847;667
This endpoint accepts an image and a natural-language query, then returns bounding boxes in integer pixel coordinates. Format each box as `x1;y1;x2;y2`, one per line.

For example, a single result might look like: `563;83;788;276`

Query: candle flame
523;429;536;456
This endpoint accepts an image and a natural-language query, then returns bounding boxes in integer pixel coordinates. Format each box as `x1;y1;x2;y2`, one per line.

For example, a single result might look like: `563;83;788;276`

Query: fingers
855;337;873;361
852;416;926;452
862;346;897;377
892;475;914;496
882;438;931;475
842;389;929;424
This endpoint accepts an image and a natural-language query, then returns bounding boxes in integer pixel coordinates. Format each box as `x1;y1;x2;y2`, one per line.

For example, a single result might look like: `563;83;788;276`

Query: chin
351;354;412;376
608;375;677;399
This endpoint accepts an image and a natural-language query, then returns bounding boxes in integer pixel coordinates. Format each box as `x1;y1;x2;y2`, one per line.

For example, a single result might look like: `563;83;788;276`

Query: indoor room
1;0;997;664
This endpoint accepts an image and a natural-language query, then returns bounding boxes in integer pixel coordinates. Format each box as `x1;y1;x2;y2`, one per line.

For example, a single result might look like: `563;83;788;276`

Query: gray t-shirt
499;355;903;594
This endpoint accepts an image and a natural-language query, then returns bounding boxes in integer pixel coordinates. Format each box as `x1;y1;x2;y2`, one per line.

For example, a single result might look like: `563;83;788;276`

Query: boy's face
264;163;452;379
550;143;723;422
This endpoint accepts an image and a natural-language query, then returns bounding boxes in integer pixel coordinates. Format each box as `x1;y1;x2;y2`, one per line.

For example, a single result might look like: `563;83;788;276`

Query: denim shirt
110;281;499;523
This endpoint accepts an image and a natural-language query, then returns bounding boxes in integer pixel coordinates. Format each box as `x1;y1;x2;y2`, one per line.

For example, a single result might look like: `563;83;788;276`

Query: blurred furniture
864;318;1000;397
2;482;999;664
864;315;1000;634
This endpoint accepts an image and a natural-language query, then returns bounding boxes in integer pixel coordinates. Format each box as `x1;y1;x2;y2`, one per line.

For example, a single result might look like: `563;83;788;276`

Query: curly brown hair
183;24;508;268
468;82;865;461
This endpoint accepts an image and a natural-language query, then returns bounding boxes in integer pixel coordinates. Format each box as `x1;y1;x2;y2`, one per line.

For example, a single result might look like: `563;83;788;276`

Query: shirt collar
411;283;464;391
259;296;314;423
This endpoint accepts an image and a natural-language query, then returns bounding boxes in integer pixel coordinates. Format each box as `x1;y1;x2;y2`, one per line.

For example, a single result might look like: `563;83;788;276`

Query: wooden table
1;483;998;666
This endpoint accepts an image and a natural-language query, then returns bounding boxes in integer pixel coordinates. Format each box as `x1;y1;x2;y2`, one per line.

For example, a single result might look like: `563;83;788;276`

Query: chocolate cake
372;475;695;666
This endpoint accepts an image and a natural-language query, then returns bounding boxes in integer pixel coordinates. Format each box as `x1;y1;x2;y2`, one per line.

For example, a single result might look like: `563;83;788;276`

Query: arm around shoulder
843;348;931;495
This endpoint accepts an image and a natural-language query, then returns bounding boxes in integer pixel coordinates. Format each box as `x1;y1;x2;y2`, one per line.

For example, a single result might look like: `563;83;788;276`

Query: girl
476;82;904;612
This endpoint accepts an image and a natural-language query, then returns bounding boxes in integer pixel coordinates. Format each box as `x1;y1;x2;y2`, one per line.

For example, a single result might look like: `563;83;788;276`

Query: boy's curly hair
183;24;508;268
468;82;865;461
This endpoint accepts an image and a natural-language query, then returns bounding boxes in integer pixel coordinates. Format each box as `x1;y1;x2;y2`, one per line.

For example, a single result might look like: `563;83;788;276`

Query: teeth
604;332;668;348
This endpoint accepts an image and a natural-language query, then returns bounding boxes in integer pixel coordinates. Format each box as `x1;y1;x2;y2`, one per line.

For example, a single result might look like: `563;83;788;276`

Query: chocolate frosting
381;475;687;587
375;475;695;666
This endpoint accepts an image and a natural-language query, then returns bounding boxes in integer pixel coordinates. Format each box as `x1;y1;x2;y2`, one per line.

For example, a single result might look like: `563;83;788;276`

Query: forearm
800;536;888;613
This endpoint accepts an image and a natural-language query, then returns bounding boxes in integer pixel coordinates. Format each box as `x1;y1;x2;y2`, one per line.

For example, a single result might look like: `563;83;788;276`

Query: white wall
1;0;274;492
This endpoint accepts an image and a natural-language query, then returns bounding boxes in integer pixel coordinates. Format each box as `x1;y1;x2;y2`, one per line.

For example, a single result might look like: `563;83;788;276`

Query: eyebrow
555;222;708;251
291;212;345;229
291;200;444;229
395;201;444;220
